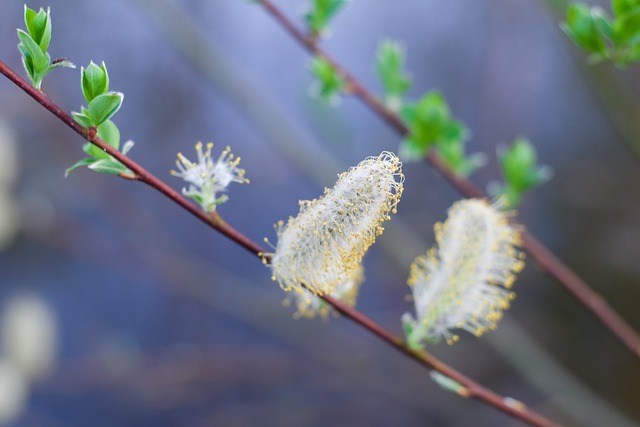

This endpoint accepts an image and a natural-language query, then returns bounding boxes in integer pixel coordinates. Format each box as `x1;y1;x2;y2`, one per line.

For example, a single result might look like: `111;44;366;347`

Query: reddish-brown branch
255;0;640;360
0;60;560;427
0;62;263;257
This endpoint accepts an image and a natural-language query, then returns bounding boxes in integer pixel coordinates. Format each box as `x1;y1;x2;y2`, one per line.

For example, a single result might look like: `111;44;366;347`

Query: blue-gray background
0;0;639;425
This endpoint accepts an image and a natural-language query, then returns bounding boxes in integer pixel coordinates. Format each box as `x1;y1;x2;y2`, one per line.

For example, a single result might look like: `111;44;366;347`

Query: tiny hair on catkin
403;198;524;347
269;151;403;297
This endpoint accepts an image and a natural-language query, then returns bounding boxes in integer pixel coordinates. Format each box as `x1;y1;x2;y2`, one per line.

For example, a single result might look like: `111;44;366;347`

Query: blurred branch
254;0;640;361
0;61;559;426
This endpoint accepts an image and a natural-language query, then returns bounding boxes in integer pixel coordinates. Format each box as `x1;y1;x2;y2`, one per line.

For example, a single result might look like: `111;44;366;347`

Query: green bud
17;29;50;87
82;61;110;103
310;57;346;104
24;5;51;53
496;138;552;208
400;92;451;153
305;0;347;35
71;111;93;129
376;40;411;111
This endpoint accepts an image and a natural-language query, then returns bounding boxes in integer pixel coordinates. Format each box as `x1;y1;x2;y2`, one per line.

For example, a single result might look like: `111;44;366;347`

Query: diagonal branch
255;0;640;360
0;59;560;427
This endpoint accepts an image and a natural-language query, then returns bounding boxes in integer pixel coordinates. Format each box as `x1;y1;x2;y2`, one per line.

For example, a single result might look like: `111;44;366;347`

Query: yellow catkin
270;152;403;297
404;199;524;345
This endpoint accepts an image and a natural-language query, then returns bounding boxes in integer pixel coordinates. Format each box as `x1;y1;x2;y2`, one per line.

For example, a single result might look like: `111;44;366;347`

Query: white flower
270;152;403;296
403;199;524;346
171;142;248;212
285;265;364;319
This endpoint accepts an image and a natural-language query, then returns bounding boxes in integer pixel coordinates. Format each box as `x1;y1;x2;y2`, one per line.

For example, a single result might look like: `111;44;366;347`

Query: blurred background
1;0;639;425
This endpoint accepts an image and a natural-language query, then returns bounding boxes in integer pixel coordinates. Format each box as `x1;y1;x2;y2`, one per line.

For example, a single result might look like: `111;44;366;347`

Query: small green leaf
305;0;347;35
65;157;96;177
17;29;50;76
81;61;109;103
496;138;552;208
72;111;93;128
82;142;107;159
562;4;609;54
612;6;640;47
24;6;51;52
88;92;123;126
310;57;345;104
400;92;450;154
613;0;640;17
97;120;120;150
87;158;128;175
376;40;411;111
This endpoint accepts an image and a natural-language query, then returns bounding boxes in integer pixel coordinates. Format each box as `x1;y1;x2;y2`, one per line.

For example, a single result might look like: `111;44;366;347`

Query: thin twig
254;0;640;360
0;59;560;427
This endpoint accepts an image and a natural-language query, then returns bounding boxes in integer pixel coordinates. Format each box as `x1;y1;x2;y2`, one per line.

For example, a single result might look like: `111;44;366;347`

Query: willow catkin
403;199;524;345
270;152;403;297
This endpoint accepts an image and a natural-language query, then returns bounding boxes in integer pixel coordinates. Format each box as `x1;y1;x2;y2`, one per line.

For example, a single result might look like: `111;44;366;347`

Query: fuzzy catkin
270;152;403;296
404;199;524;345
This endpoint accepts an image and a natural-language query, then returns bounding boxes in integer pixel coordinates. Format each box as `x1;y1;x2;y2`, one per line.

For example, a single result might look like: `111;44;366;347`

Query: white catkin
0;359;28;425
270;152;403;296
404;199;524;345
1;294;57;381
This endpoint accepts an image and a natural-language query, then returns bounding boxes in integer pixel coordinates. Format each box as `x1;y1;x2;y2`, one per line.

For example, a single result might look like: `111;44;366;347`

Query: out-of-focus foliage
17;5;74;89
563;0;640;67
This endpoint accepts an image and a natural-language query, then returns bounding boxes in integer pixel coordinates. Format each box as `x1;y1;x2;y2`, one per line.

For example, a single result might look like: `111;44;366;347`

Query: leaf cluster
17;5;74;89
494;138;552;208
309;57;346;104
66;62;134;177
563;0;640;67
305;0;347;36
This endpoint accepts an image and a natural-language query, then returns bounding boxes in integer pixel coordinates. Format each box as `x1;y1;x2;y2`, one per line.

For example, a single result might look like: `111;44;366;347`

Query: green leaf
88;158;128;175
65;157;96;177
305;0;347;35
97;120;120;150
562;4;609;54
400;92;451;154
613;0;640;17
310;57;345;103
496;138;552;208
81;61;109;103
82;142;107;159
17;29;50;77
88;92;123;126
376;40;411;111
24;6;51;52
81;120;120;159
612;6;640;47
72;111;93;128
